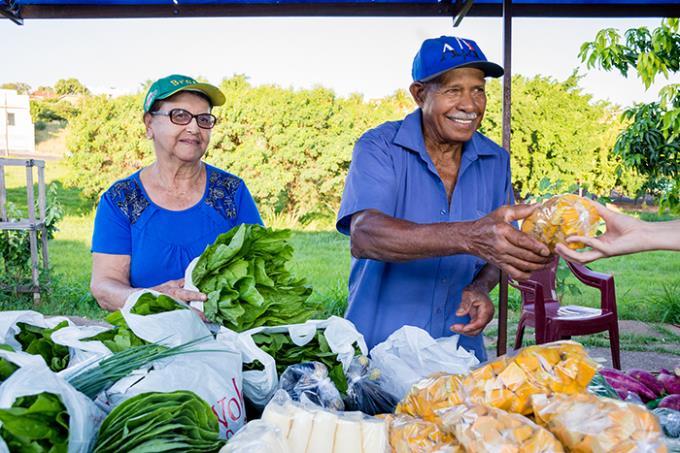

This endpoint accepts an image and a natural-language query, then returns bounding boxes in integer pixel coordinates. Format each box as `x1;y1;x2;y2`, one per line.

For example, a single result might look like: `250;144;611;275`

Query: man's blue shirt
336;109;514;361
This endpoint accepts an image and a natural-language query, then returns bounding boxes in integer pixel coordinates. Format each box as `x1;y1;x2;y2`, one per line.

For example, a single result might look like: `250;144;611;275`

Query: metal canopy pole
497;0;512;358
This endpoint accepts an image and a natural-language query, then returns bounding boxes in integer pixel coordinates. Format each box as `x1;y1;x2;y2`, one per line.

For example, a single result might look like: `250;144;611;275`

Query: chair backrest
527;255;560;303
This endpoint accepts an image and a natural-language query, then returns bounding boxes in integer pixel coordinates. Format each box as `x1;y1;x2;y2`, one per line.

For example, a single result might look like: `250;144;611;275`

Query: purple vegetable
600;369;657;402
659;372;680;395
627;369;665;397
658;394;680;411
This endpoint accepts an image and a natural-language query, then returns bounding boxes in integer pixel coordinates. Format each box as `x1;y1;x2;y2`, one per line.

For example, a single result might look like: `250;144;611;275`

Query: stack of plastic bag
369;326;479;400
438;403;564;453
383;414;461;453
532;392;667;452
260;390;389;453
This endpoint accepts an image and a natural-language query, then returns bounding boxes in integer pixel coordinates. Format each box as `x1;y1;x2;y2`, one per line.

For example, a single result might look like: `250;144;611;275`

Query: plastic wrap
437;403;564;453
384;414;461;453
532;392;667;453
344;356;399;415
587;373;621;400
219;420;289;453
653;408;680;438
521;193;601;251
397;341;599;418
279;362;344;410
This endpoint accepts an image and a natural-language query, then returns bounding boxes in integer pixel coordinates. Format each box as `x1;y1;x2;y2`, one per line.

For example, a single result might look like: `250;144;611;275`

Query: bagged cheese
531;392;667;453
384;414;462;453
437;403;564;453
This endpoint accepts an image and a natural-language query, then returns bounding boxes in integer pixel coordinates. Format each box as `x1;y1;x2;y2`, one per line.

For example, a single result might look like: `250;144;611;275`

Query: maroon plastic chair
510;256;621;369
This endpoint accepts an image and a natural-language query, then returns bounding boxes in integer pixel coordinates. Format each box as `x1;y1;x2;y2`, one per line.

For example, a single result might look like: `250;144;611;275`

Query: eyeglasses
150;108;217;129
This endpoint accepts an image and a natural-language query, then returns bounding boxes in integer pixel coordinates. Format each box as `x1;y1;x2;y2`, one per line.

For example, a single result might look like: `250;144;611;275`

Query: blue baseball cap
412;36;504;82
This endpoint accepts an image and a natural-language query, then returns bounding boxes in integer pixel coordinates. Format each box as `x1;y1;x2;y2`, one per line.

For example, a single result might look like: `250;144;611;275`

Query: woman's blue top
91;163;263;288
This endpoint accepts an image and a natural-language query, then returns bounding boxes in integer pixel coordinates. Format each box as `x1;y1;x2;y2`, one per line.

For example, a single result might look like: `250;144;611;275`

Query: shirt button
440;209;447;215
436;308;443;314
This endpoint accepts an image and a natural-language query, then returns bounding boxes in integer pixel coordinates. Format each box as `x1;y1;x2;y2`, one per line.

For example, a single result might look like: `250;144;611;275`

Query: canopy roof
2;0;678;24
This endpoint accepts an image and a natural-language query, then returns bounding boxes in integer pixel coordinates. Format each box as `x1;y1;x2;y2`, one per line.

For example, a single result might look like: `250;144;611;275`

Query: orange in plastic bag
531;392;667;453
521;194;601;251
383;414;462;453
437;403;564;453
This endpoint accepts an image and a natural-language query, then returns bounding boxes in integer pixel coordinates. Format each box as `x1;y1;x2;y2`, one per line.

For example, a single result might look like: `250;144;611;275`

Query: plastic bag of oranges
521;194;601;251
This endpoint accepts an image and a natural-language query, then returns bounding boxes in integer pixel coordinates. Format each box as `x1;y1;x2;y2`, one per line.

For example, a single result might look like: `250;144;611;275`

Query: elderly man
336;36;552;361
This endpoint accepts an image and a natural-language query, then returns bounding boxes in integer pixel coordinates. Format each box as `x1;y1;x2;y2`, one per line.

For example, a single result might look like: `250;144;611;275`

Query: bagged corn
384;414;461;453
531;392;667;453
397;341;599;418
521;193;601;251
438;403;564;453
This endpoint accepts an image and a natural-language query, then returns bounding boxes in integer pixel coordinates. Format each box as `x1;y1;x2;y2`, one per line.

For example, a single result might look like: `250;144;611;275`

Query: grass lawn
1;161;679;330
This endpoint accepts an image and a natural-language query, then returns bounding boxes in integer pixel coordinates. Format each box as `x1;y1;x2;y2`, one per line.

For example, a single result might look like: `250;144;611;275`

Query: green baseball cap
143;74;226;113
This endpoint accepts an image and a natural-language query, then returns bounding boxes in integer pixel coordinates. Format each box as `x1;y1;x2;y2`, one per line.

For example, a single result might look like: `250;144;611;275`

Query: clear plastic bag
653;408;680;438
383;414;461;453
437;403;564;453
397;341;599;419
219;420;289;453
532;392;667;453
344;356;399;415
521;193;601;251
587;373;621;400
278;362;344;411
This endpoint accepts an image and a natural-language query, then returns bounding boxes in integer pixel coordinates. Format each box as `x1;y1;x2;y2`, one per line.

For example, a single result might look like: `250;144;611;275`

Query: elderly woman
91;74;262;310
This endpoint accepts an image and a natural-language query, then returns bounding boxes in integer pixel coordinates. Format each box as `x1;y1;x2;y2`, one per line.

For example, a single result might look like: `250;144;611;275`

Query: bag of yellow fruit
383;414;462;453
531;392;667;453
437;403;564;453
521;194;601;251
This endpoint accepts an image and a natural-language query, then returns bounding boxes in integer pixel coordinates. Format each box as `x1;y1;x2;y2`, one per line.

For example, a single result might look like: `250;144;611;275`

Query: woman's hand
152;278;208;303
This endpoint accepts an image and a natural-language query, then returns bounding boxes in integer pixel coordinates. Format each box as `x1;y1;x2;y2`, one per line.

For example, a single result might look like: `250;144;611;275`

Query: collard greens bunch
192;224;316;332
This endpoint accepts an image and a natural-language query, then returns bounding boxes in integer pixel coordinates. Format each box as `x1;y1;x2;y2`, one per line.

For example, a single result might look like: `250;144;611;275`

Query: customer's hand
555;201;647;264
465;204;552;281
450;286;495;336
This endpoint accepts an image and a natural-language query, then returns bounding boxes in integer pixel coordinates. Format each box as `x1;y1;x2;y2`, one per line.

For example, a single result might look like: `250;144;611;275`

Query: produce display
397;341;599;418
384;414;461;453
600;366;680;410
521;193;601;251
0;392;69;452
190;224;316;331
93;390;224;453
531;392;667;452
438;403;564;453
14;320;70;372
245;330;361;395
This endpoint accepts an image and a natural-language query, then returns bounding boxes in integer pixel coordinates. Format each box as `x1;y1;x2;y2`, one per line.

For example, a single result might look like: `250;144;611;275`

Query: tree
579;18;680;210
54;78;91;96
0;82;31;94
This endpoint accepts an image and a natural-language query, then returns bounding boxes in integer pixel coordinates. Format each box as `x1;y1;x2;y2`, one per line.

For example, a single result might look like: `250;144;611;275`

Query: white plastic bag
369;325;479;399
0;310;72;351
225;316;368;407
219;420;290;453
51;325;113;369
183;256;206;310
100;337;245;439
0;365;105;453
0;348;48;372
120;289;212;347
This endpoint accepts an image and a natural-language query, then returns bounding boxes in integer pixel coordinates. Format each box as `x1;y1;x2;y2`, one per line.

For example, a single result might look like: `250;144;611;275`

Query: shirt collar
393;108;498;162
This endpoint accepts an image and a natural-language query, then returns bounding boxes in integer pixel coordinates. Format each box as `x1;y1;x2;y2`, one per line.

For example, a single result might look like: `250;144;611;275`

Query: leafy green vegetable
192;224;317;332
0;392;69;452
587;373;621;400
15;321;70;372
244;331;360;395
83;293;186;353
93;391;224;453
0;344;18;384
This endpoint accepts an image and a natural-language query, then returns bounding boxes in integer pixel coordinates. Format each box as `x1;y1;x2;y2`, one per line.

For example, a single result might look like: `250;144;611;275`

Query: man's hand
465;204;552;281
450;285;494;336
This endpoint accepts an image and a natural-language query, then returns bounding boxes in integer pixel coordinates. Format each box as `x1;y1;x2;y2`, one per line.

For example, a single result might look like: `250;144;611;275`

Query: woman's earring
146;130;153;139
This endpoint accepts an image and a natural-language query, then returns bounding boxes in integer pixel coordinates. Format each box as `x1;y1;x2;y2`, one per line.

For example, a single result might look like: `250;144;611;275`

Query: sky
2;16;677;107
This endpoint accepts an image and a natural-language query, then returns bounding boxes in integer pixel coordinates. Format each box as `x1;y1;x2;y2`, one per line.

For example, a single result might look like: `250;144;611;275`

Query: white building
0;89;35;155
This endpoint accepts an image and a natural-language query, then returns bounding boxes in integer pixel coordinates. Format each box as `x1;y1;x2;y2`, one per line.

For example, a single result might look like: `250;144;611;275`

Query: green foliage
0;184;64;286
0;393;69;453
580;18;680;211
30;98;79;125
64;94;152;199
0;82;31;94
15;320;70;372
482;74;637;198
54;77;90;96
